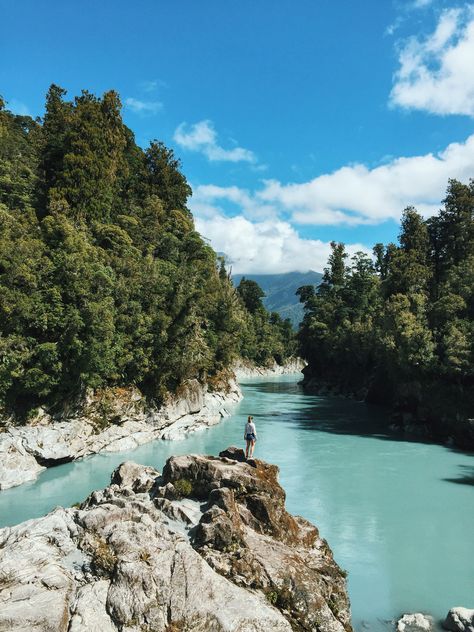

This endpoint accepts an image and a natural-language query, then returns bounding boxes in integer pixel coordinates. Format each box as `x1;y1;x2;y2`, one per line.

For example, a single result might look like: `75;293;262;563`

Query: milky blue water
0;375;473;630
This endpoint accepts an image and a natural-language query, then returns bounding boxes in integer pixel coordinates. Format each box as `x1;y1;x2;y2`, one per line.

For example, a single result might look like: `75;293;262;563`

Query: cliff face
0;449;352;632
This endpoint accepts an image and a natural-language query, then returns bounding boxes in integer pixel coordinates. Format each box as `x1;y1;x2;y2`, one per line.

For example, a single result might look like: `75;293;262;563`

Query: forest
0;87;294;419
297;181;474;448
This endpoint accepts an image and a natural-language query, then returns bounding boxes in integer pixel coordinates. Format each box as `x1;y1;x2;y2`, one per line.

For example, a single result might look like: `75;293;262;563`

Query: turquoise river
1;374;473;630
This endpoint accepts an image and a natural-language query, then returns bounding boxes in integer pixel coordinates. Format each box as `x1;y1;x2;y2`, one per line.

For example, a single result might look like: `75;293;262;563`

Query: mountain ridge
232;270;323;326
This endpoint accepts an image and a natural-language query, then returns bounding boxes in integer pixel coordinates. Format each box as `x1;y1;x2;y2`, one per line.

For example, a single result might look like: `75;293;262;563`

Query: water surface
1;375;472;630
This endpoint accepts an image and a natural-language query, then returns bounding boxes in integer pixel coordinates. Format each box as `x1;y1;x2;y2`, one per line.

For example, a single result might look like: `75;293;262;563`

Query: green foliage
298;184;474;446
173;478;193;498
236;278;296;365
0;86;292;419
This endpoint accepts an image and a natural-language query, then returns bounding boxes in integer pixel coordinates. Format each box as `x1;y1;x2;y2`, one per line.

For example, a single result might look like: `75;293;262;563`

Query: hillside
233;271;323;326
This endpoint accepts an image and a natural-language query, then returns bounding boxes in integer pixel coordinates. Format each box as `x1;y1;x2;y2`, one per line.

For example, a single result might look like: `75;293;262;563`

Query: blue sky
1;0;473;272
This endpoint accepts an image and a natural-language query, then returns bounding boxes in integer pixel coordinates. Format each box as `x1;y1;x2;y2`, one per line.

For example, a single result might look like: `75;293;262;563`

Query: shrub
173;478;193;498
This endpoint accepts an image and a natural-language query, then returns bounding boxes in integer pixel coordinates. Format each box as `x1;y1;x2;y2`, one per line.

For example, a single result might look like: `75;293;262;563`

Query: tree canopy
0;87;294;418
297;182;474;448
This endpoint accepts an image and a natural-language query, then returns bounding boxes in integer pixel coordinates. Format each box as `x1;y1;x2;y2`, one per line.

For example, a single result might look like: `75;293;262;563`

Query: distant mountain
232;270;323;327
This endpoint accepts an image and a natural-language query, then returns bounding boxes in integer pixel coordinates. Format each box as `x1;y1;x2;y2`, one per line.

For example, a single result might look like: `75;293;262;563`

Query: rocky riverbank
0;359;307;493
0;448;352;632
233;357;306;380
0;377;242;491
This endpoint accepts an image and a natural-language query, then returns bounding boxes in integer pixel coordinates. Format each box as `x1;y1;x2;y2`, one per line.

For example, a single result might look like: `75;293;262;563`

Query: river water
1;374;473;630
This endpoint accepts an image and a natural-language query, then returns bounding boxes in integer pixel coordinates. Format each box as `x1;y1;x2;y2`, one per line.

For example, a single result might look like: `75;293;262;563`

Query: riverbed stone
0;450;352;632
444;608;474;632
233;357;306;379
397;613;433;632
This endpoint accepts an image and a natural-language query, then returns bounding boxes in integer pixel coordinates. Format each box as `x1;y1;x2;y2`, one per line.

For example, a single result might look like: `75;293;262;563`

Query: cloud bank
195;213;369;275
192;133;474;228
190;130;474;273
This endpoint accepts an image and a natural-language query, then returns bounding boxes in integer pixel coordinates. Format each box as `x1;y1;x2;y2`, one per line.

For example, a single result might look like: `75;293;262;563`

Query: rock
218;446;246;462
0;433;46;490
69;580;116;632
444;608;474;632
233;357;306;380
110;461;160;493
0;376;242;491
397;613;433;632
0;450;352;632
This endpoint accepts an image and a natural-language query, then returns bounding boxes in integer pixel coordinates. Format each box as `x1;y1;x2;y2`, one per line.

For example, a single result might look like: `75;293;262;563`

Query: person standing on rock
244;415;257;459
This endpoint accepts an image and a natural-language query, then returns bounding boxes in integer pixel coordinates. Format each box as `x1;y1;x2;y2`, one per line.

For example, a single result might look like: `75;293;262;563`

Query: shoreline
0;359;304;491
0;376;242;491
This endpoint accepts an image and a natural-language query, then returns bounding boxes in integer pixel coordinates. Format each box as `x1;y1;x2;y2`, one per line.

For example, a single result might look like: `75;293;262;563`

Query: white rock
444;607;474;632
397;613;433;632
69;581;116;632
0;433;45;490
233;357;306;379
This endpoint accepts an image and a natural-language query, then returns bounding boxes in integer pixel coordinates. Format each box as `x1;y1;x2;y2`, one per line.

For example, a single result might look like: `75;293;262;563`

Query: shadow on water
443;465;474;486
243;379;474;459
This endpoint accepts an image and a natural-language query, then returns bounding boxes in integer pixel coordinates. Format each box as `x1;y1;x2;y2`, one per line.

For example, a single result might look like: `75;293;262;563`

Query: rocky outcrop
0;377;242;491
0;450;352;632
444;608;474;632
233;357;306;380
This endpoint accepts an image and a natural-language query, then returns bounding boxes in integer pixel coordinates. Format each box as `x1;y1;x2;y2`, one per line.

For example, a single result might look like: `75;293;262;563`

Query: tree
146;141;192;212
236;278;265;314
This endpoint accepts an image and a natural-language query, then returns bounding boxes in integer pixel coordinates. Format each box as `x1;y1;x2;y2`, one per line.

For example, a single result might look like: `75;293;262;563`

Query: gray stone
0;433;46;490
233;357;306;379
444;608;474;632
397;613;433;632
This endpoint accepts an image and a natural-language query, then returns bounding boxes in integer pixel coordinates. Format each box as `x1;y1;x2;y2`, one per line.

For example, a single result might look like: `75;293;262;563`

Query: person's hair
247;415;253;422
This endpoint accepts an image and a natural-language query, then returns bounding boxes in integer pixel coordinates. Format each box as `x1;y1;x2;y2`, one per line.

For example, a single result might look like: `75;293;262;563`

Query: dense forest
298;180;474;447
0;87;294;419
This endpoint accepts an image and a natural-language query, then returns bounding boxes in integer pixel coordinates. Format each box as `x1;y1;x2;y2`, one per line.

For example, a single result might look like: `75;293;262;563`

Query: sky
1;0;474;273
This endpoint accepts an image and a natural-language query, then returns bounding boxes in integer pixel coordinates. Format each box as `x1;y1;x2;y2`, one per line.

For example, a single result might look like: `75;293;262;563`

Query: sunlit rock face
0;450;352;632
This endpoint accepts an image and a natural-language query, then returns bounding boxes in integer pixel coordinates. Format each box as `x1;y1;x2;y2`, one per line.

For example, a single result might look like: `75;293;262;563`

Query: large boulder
444;608;474;632
0;449;352;632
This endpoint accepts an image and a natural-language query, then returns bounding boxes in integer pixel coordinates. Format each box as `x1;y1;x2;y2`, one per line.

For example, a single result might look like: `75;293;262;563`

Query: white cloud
125;97;162;115
174;120;256;163
195;213;369;274
390;6;474;116
262;133;474;224
192;133;474;227
191;184;277;220
139;80;158;93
